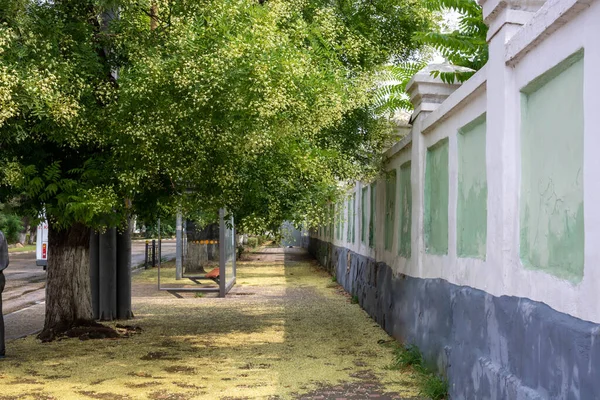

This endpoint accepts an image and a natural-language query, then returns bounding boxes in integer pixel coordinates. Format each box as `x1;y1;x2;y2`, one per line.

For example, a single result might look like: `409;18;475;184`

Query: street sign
36;221;48;268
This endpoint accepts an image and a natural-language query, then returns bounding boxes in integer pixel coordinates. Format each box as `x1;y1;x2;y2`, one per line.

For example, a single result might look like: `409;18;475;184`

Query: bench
205;267;220;284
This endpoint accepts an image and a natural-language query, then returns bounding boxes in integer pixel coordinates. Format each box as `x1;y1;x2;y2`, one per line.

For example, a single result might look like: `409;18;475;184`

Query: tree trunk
28;223;37;245
184;242;209;273
150;2;158;30
38;222;93;341
184;222;219;273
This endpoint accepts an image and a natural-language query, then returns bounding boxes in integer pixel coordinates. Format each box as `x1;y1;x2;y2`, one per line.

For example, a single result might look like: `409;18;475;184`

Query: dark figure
0;231;8;358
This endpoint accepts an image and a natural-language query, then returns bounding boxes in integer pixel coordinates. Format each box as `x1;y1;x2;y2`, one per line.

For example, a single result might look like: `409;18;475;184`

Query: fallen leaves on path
0;248;420;399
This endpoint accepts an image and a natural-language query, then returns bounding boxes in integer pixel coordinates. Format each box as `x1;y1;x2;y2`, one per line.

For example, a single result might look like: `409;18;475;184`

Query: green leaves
0;0;432;234
109;0;417;231
373;0;487;117
416;0;488;80
373;61;427;115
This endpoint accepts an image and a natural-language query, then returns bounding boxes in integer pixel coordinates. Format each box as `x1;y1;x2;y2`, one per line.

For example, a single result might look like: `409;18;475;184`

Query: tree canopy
1;0;433;233
416;0;487;83
0;0;127;230
373;0;488;117
0;0;436;336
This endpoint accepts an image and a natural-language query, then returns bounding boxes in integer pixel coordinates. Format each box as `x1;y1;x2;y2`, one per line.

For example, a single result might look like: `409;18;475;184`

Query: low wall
308;0;600;397
308;237;600;399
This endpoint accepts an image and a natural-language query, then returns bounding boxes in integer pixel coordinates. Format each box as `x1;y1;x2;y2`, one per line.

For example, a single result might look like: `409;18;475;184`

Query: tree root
37;320;142;342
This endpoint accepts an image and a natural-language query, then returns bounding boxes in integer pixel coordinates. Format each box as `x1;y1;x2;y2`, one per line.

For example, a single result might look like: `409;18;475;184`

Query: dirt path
0;247;421;399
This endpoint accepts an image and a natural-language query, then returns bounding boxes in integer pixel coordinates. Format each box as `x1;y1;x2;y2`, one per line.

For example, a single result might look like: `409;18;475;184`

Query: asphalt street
2;240;176;340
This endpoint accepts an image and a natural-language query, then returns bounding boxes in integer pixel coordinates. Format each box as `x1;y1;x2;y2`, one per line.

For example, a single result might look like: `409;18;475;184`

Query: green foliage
247;237;259;248
374;0;487;116
331;275;336;283
421;373;449;400
302;0;434;67
110;0;410;233
0;213;23;243
391;344;425;371
373;61;427;115
0;0;434;238
0;1;131;231
351;295;359;304
143;217;176;239
388;343;448;400
416;0;488;83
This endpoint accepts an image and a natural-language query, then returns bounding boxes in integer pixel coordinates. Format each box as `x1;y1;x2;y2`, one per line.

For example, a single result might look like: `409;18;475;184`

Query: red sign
42;243;47;259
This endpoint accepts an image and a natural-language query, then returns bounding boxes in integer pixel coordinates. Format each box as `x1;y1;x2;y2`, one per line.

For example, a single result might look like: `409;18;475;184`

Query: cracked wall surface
425;138;449;255
520;52;584;282
308;238;600;399
457;115;487;259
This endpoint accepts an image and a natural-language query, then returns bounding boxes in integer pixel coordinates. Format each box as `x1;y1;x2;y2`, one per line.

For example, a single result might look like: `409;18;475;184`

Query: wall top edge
420;66;488;135
481;0;546;24
406;63;473;98
383;132;413;160
505;0;593;66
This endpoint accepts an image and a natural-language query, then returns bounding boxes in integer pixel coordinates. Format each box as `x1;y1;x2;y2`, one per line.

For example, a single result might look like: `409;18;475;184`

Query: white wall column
406;65;465;277
480;0;543;291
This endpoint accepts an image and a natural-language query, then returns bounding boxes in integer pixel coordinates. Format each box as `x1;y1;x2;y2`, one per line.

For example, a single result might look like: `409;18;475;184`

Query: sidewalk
0;247;421;399
4;301;45;340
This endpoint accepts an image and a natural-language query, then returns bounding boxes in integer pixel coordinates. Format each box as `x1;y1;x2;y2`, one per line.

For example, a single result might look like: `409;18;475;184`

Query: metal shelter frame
158;208;236;297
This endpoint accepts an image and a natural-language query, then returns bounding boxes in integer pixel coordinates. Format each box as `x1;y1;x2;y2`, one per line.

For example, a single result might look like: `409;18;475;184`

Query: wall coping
505;0;594;65
383;132;413;159
421;66;488;135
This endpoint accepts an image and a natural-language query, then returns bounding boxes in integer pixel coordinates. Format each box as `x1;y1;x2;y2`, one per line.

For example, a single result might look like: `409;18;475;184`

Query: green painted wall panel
398;161;412;258
361;188;368;243
351;193;356;243
329;203;334;240
385;171;397;251
345;195;356;244
336;203;341;240
457;116;487;259
369;183;377;248
347;196;352;243
520;52;584;282
425;138;449;255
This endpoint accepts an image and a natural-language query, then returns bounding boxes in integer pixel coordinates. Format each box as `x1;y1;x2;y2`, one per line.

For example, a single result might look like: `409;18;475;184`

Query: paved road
2;240;176;340
131;240;176;267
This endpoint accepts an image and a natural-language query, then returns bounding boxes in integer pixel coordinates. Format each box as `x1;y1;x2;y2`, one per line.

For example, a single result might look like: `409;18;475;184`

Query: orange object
205;267;220;279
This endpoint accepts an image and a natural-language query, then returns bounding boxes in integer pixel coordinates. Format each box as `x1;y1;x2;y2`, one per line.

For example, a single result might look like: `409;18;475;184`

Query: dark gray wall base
307;237;600;399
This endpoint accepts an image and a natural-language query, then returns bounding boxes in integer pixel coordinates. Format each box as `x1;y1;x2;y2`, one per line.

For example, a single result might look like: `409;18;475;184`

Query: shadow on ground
0;247;421;399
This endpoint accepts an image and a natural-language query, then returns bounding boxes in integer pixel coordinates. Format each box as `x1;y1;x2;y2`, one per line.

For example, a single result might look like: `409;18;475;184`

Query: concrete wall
520;52;584;282
457;115;487;259
398;161;412;258
308;0;600;398
425;138;450;255
308;238;600;399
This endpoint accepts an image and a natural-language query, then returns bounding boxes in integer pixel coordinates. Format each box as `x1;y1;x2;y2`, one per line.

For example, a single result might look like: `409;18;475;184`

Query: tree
0;212;24;244
0;0;433;338
373;0;488;116
110;0;432;231
373;61;427;117
0;0;133;339
416;0;488;83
